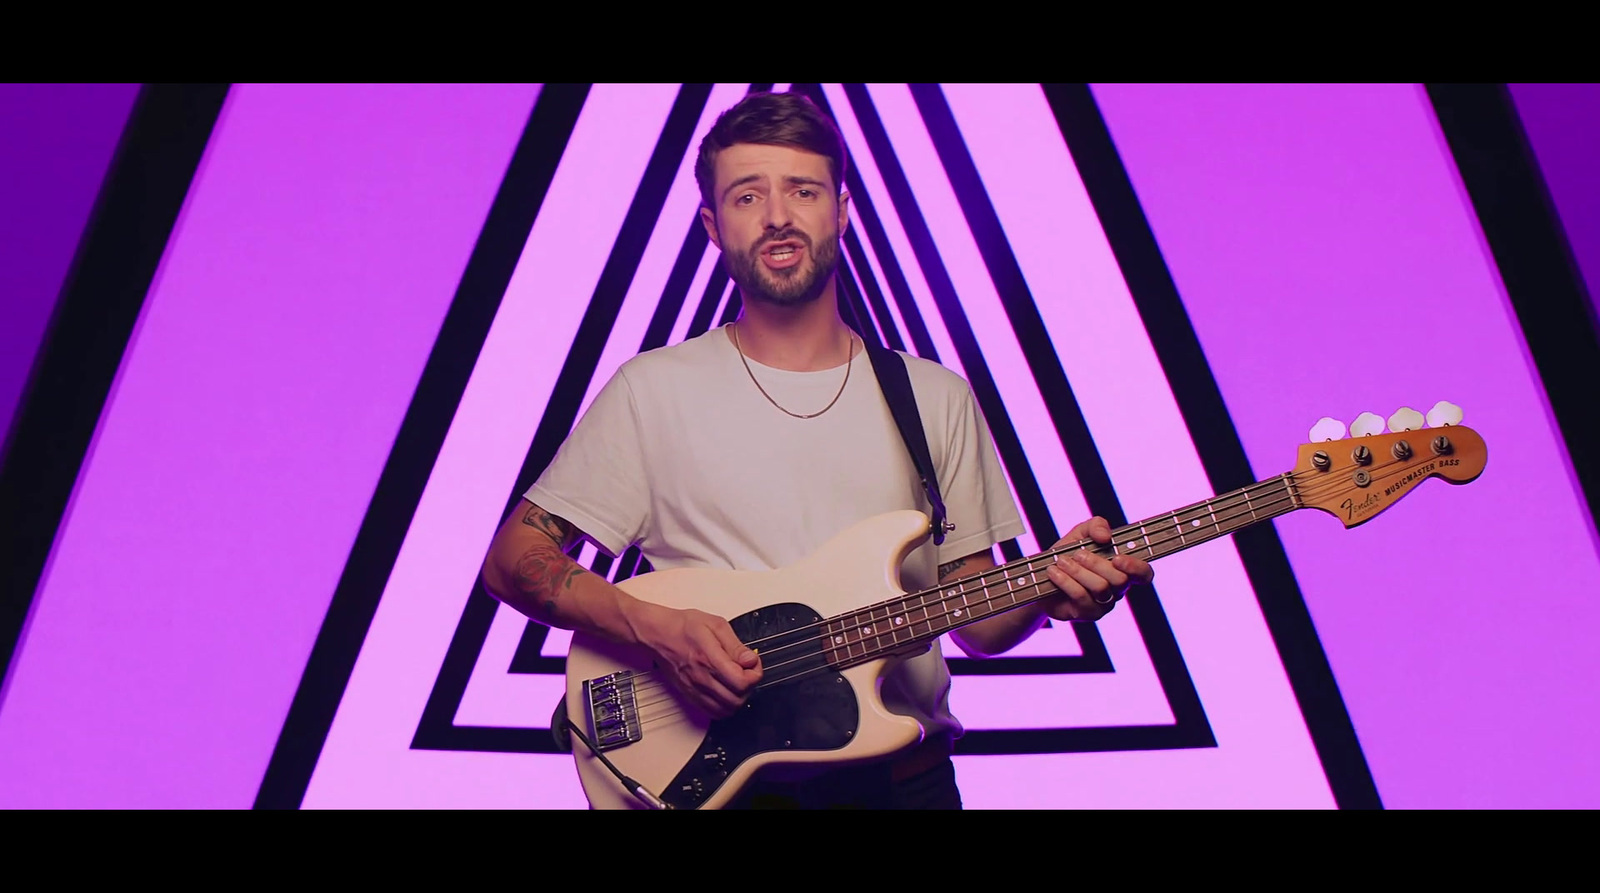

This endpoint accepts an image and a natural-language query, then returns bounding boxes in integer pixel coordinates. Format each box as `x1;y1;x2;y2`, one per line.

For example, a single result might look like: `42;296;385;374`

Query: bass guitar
561;402;1486;809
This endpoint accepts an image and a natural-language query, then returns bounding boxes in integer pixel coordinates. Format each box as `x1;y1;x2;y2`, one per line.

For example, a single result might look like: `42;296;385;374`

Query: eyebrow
720;174;832;202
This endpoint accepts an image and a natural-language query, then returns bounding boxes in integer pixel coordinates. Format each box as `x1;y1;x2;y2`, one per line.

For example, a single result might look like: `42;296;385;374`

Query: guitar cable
559;712;672;810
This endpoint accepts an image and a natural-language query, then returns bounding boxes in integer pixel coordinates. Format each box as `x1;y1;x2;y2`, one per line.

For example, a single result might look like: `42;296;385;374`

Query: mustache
753;228;812;252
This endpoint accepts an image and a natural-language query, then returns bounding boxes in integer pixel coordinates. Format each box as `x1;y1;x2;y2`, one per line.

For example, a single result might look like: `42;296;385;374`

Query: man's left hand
1042;516;1154;622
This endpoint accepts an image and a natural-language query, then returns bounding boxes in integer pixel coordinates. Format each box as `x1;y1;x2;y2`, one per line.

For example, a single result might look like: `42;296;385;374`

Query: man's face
700;143;850;308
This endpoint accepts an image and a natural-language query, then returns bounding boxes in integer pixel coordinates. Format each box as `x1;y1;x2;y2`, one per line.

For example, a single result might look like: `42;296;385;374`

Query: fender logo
1342;493;1382;520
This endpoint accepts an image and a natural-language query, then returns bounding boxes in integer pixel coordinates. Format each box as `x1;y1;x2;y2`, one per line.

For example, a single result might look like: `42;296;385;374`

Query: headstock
1293;401;1486;527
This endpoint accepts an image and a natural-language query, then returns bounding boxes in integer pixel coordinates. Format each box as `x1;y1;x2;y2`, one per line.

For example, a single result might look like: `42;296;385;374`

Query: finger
1112;555;1155;585
1045;564;1089;614
711;622;762;674
1067;550;1128;590
1059;516;1113;548
1088;517;1113;544
1041;591;1082;622
689;625;754;695
1053;553;1113;605
701;631;761;703
685;664;745;716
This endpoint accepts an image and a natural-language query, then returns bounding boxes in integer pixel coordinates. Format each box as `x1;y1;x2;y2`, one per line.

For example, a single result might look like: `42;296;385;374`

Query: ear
699;205;722;251
837;190;850;236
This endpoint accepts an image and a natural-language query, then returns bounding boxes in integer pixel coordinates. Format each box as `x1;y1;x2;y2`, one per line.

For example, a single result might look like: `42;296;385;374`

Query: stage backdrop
0;83;1595;809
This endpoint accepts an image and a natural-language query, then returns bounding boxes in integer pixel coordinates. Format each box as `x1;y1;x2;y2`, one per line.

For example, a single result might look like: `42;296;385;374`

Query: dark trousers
724;735;961;810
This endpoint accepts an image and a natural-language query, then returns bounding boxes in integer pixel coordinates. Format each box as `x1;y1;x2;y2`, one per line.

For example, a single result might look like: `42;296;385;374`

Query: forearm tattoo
521;504;577;550
938;557;967;580
515;505;586;615
513;548;587;616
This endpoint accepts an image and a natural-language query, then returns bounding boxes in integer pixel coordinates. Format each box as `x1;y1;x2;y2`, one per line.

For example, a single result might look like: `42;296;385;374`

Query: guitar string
609;453;1445;720
613;452;1437;715
614;476;1300;711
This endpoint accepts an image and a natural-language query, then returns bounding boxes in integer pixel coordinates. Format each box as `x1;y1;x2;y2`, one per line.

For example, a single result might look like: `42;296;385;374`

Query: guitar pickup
583;671;643;752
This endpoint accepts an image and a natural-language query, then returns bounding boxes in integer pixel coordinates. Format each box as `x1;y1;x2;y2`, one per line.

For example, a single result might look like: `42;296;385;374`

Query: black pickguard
659;602;858;809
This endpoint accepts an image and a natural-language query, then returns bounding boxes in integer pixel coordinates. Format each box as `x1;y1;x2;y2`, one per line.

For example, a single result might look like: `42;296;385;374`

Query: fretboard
822;474;1300;668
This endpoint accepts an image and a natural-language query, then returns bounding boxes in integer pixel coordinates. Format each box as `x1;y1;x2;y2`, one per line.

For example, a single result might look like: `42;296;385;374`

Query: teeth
770;248;794;259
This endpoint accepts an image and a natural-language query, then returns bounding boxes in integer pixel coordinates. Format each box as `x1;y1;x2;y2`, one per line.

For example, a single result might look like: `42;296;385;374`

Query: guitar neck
822;473;1301;668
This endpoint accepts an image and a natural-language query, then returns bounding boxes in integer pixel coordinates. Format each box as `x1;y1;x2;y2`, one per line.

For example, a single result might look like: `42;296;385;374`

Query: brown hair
695;91;848;212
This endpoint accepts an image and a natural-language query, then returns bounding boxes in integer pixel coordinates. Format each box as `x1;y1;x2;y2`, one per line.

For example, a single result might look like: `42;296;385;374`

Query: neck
729;279;854;372
815;473;1304;671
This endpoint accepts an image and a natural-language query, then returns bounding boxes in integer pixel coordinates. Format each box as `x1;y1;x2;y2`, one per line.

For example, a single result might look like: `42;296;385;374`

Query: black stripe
411;84;715;757
683;265;731;339
717;287;744;328
828;84;1117;681
0;84;229;694
249;84;592;808
911;84;1216;752
836;253;885;346
961;724;1213;756
835;85;1064;544
842;234;907;351
791;85;941;363
638;219;710;351
1042;83;1378;806
1427;84;1600;531
639;83;773;353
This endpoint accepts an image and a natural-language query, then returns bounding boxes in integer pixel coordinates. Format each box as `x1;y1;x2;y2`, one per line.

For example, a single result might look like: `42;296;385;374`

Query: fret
857;607;876;657
887;598;909;646
826;617;848;665
874;602;894;652
1172;510;1186;547
913;588;933;638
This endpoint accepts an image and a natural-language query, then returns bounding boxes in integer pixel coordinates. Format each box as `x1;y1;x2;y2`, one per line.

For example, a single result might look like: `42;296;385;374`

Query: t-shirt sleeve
933;384;1028;564
523;366;651;558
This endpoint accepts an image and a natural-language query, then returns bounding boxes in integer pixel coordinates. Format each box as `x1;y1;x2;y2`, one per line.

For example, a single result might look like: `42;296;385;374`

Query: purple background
0;84;539;808
1508;84;1600;327
1093;83;1600;808
1;83;1597;809
0;83;140;453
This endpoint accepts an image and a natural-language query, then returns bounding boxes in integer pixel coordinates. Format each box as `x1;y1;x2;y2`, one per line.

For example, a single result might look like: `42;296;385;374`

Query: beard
723;225;841;308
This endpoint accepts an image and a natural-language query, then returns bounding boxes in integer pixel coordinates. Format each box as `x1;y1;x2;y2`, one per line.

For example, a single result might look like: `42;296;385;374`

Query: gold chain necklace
730;323;856;420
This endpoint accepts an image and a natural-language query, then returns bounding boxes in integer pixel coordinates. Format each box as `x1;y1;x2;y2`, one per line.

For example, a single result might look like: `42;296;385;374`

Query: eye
736;193;756;206
797;189;816;198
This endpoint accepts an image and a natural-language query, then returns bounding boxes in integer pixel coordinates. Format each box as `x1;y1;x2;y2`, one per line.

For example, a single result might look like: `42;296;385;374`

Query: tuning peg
1309;417;1347;442
1350;412;1386;437
1388;407;1425;432
1427;400;1463;427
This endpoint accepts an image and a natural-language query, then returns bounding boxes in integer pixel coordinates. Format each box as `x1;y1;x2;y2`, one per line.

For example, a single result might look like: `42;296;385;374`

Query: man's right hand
628;603;763;718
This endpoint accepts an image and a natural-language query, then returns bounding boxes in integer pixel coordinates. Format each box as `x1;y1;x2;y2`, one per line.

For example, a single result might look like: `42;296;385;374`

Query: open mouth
762;240;804;269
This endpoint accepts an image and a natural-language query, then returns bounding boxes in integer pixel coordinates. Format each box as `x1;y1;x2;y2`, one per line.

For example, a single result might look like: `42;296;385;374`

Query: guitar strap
864;344;950;546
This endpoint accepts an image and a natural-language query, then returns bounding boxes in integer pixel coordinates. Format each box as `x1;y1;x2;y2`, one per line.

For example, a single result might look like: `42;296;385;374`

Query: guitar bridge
582;671;643;752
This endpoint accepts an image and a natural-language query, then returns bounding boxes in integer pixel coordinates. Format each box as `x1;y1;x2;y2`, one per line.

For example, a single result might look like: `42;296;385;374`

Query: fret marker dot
1192;519;1201;527
953;609;963;617
833;636;843;644
863;625;873;635
894;617;904;626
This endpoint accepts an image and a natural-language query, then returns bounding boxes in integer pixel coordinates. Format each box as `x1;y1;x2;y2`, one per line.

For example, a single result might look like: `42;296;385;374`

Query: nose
761;192;792;231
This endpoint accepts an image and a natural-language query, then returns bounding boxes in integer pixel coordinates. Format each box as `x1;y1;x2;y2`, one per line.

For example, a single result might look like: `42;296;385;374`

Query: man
480;90;1153;809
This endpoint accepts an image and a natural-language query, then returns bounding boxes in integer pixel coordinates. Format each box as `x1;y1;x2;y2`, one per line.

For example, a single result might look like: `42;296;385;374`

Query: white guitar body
564;509;937;810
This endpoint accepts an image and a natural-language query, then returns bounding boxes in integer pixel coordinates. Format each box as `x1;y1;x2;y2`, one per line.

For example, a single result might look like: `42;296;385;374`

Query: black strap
865;345;949;545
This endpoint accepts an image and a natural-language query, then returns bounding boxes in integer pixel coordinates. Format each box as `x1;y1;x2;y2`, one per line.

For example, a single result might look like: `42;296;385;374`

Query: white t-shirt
526;324;1026;739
